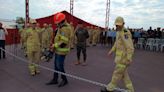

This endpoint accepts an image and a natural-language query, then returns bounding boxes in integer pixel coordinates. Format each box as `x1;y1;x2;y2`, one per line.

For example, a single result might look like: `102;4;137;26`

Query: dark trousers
76;45;86;62
53;53;67;81
134;37;138;45
107;37;112;46
101;36;106;45
0;40;6;59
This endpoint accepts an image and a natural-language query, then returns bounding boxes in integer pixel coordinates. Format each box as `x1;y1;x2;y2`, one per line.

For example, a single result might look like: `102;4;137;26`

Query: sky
0;0;164;29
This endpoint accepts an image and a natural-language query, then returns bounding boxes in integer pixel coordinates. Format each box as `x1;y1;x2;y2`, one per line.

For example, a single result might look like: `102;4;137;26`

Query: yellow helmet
30;19;37;24
43;23;48;27
115;16;124;26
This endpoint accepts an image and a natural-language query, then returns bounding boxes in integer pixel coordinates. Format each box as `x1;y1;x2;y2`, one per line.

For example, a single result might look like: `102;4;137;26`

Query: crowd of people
18;14;136;91
97;27;164;49
129;27;164;47
1;11;163;92
18;12;104;88
19;14;135;92
19;19;54;76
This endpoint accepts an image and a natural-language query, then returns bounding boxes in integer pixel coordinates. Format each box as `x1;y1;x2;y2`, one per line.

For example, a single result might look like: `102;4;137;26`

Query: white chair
145;38;155;51
160;39;164;52
153;38;161;51
137;38;145;49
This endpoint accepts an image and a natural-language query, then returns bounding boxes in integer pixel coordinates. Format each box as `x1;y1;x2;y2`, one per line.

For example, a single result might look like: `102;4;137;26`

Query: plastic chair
160;39;164;52
137;38;145;49
153;38;161;51
145;38;155;51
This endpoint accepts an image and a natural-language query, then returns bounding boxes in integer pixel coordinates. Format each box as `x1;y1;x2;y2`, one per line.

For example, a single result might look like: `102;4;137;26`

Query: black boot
101;87;122;92
58;75;68;87
46;79;58;85
101;87;112;92
3;55;6;59
46;72;58;85
58;80;68;87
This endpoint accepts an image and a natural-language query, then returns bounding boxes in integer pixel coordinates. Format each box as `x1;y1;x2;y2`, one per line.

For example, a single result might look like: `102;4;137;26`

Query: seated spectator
162;29;164;38
156;27;162;38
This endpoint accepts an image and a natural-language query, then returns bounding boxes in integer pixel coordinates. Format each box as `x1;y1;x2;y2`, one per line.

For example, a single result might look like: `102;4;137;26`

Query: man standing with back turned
101;16;135;92
74;22;89;66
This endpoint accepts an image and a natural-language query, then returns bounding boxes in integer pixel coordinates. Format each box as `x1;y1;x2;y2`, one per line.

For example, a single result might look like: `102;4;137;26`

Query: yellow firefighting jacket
53;22;71;55
25;28;41;52
111;28;134;62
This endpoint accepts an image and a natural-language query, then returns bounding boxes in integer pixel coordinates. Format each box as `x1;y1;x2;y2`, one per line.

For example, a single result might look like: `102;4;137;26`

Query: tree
16;17;25;29
16;17;25;24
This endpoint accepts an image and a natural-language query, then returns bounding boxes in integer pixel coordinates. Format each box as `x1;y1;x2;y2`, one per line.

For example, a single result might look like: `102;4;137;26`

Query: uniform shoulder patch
124;34;129;39
61;31;65;36
124;29;127;32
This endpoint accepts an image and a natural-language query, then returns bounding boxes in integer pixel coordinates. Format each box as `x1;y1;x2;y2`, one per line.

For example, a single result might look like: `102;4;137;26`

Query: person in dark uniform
74;22;89;66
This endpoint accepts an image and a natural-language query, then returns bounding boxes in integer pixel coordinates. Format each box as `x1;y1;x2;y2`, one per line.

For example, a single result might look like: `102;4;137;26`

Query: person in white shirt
0;22;8;59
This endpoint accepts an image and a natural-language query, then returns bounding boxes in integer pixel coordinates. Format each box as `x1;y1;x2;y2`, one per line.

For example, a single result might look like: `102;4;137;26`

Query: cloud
29;0;69;18
0;0;25;19
73;0;106;27
109;0;164;29
0;0;164;29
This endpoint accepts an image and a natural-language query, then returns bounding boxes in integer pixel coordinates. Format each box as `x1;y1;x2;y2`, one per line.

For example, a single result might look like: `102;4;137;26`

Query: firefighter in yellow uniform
101;16;135;92
69;22;75;49
19;26;26;49
40;24;54;61
25;19;41;76
86;26;91;47
94;27;100;45
41;23;51;50
36;23;42;45
36;23;41;30
36;23;42;63
19;27;25;49
46;12;71;87
47;24;54;48
19;26;27;56
96;27;101;44
22;23;30;56
89;26;93;45
48;24;53;40
92;27;98;46
36;23;42;35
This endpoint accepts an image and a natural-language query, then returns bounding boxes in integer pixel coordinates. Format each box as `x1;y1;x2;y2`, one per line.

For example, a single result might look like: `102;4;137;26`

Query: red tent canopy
5;11;105;45
36;11;104;30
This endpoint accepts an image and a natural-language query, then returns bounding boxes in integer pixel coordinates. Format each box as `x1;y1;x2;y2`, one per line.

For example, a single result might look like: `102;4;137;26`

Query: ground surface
0;45;164;92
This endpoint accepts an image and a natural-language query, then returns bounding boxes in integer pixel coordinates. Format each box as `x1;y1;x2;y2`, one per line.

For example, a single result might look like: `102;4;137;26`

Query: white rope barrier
0;48;107;88
0;47;128;92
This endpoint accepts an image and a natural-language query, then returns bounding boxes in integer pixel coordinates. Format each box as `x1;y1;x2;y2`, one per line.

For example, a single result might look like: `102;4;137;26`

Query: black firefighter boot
46;73;58;85
58;75;68;87
101;87;113;92
101;87;122;92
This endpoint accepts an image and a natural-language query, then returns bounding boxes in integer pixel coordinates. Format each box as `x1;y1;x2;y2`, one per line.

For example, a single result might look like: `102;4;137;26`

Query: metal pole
70;0;74;23
25;0;29;27
105;0;110;31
